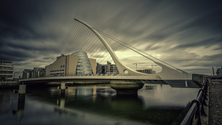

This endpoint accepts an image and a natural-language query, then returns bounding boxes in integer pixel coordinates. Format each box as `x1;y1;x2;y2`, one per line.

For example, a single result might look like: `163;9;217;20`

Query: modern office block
96;61;118;75
216;66;222;77
22;69;32;79
136;69;153;74
0;60;14;80
22;68;45;79
32;67;45;78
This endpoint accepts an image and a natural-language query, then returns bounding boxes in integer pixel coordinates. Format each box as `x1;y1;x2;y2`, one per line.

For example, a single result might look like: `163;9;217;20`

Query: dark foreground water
0;83;199;125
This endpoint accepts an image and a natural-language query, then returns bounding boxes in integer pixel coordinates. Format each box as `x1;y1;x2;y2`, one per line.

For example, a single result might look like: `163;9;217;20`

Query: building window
50;73;64;76
71;51;93;75
60;65;62;68
63;65;64;68
50;69;64;72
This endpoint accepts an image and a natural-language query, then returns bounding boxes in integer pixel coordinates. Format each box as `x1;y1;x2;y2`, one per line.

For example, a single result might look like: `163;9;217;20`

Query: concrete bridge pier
58;83;67;96
110;80;144;95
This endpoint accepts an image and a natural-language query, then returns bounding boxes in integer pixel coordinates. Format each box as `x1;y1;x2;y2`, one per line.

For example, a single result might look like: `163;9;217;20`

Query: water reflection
0;90;26;122
0;84;199;125
0;90;12;115
14;94;25;121
145;85;157;90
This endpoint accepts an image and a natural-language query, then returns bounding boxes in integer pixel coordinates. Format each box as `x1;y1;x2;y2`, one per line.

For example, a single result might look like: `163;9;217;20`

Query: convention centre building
45;51;96;77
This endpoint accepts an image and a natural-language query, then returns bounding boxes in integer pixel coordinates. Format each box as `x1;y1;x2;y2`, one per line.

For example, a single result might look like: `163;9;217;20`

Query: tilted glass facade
71;51;93;75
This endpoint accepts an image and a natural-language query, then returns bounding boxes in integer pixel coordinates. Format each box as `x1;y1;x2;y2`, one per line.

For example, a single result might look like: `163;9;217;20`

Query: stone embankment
0;81;19;89
209;79;222;125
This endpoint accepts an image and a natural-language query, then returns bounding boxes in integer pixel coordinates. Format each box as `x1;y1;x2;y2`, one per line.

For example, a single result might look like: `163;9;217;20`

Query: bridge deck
20;74;161;83
19;75;200;88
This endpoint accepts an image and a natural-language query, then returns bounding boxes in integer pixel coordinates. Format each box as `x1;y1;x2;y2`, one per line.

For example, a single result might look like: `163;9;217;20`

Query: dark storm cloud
43;57;56;60
1;39;58;51
0;38;59;62
180;12;222;34
90;55;106;59
12;62;31;66
97;1;222;56
174;38;222;49
0;0;66;65
183;54;222;67
0;1;55;39
32;59;53;63
144;44;162;51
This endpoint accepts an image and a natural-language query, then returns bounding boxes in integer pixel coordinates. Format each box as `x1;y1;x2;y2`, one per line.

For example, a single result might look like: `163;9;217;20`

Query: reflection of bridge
20;18;204;88
27;86;188;125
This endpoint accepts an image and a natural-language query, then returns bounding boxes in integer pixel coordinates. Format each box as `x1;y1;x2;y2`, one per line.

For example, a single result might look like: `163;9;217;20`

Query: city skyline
0;0;222;78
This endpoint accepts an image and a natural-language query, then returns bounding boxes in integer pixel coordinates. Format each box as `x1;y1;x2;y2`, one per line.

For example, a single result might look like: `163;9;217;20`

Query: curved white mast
74;18;145;75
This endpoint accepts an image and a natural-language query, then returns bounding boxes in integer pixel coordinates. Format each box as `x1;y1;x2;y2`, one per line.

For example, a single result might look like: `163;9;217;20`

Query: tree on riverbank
0;76;6;81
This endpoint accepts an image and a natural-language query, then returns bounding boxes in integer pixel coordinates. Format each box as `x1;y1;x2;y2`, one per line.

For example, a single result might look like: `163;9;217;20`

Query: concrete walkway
209;79;222;125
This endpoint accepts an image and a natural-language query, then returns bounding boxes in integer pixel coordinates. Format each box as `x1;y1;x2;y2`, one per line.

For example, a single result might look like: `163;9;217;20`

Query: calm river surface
0;83;199;125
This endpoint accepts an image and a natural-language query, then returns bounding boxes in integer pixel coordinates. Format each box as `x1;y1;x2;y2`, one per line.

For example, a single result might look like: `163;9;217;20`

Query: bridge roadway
20;74;161;83
19;74;200;88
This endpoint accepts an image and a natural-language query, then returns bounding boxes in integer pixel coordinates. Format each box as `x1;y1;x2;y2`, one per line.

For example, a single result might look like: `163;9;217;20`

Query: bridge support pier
59;83;67;96
110;80;144;95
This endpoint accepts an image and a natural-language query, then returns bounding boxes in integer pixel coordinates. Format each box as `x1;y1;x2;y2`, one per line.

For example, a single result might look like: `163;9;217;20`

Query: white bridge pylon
74;18;192;81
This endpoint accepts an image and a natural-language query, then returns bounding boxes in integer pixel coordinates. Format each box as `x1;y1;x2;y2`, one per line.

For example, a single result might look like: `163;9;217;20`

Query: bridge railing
180;77;209;125
61;74;157;79
62;73;153;77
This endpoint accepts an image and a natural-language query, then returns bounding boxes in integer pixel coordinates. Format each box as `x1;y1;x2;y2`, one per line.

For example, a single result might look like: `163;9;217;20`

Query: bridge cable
66;23;84;54
55;23;75;56
60;22;82;54
94;27;182;71
69;23;89;53
67;23;113;75
70;23;89;52
63;23;83;54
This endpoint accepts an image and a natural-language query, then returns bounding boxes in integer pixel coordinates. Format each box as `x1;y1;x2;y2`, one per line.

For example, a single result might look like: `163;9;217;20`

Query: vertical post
61;83;66;96
185;80;188;87
212;67;214;76
18;84;26;121
18;85;26;94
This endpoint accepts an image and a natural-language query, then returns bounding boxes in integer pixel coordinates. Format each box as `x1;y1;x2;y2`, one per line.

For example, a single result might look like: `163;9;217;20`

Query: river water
0;83;199;125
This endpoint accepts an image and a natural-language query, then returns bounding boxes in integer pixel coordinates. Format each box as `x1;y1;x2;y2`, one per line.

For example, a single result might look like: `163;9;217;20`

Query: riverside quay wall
209;78;222;125
0;81;19;89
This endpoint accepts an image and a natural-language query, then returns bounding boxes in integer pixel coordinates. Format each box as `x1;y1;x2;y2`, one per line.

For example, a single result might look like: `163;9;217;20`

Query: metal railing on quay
180;77;209;125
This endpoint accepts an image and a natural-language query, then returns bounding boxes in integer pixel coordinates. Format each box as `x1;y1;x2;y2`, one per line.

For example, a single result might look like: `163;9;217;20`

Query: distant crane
212;67;215;76
133;62;156;70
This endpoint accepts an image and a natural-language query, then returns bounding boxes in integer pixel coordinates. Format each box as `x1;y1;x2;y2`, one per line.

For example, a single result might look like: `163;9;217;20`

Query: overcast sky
1;0;222;78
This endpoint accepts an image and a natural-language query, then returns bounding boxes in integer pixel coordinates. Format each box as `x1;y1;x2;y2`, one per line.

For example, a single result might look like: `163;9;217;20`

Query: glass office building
71;51;93;75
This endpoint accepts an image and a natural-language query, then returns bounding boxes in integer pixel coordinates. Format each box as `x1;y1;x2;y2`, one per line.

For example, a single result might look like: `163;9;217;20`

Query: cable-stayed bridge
20;18;206;88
